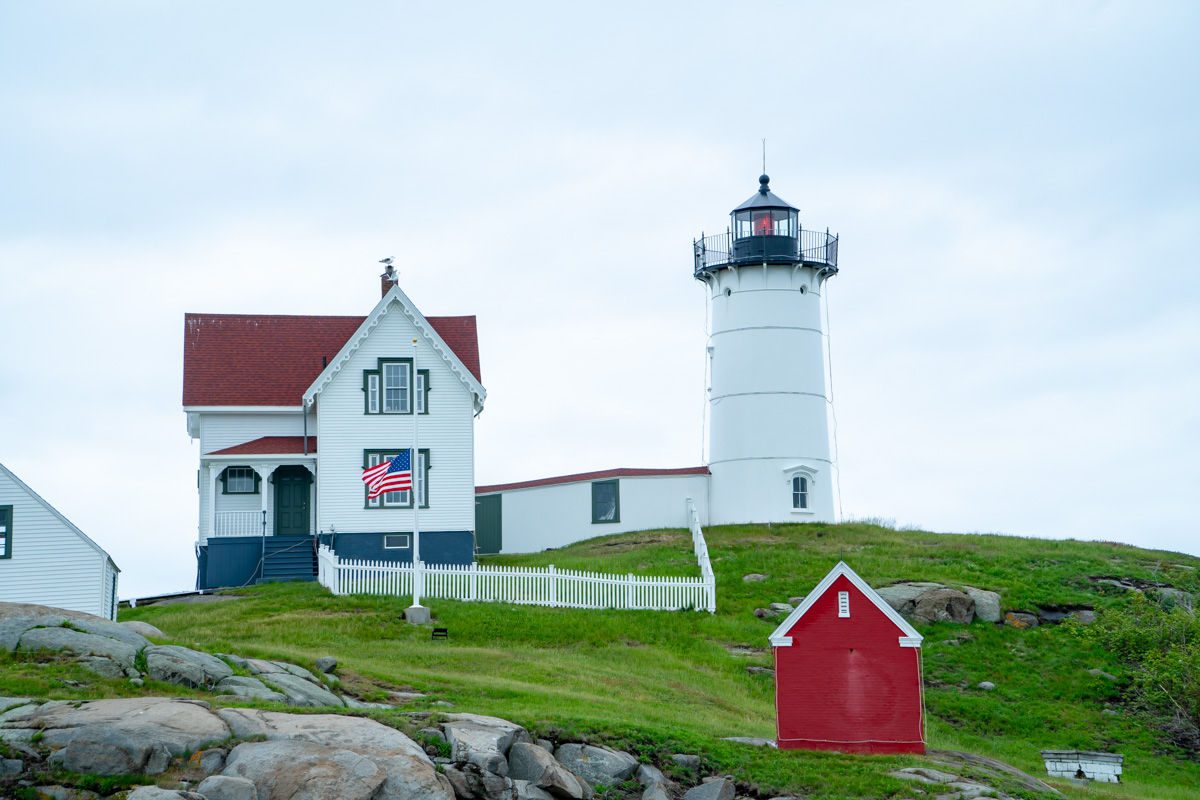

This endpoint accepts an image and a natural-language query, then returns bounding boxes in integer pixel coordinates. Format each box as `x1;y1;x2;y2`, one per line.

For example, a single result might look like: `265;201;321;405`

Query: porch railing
213;511;264;537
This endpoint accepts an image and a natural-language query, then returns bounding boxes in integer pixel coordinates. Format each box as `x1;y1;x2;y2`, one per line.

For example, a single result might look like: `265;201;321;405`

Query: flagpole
407;335;427;622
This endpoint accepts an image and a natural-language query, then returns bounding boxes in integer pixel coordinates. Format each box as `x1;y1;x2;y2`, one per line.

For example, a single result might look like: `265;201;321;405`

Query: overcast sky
1;2;1197;598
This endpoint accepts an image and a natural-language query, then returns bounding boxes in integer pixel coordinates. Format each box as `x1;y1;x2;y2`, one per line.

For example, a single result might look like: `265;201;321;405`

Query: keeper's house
184;271;484;590
0;462;120;620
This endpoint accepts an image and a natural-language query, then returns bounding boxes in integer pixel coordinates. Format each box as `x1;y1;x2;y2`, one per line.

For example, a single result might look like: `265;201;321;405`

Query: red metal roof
183;313;481;407
206;436;317;456
476;466;710;494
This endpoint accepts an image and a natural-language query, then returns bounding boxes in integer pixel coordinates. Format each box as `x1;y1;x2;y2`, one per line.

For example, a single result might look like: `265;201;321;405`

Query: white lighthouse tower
695;175;839;525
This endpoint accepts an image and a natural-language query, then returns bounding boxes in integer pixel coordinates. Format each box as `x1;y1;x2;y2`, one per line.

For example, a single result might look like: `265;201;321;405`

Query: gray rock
443;720;516;774
670;754;701;771
912;588;975;624
875;582;946;615
1004;611;1039;629
535;738;554;752
752;608;784;619
30;787;101;800
1088;668;1118;682
746;666;774;676
193;747;227;775
315;656;338;673
0;611;67;652
68;617;150;650
890;767;959;784
1154;587;1196;610
742;574;767;583
260;671;345;707
121;620;166;639
344;696;395;709
961;587;1002;623
768;602;793;614
271;660;322;682
17;626;139;671
420;726;448;742
642;784;671;800
144;645;234;689
0;696;32;712
77;655;131;679
721;737;776;747
216;675;287;702
126;788;199;799
509;741;588;799
554;743;638;787
216;708;429;761
196;774;258;800
219;653;249;669
6;698;229;775
224;738;452;800
444;762;516;800
636;764;666;786
1071;609;1098;624
1;757;23;775
977;681;996;691
514;779;558;800
788;596;805;606
683;778;734;800
244;657;286;674
129;677;145;687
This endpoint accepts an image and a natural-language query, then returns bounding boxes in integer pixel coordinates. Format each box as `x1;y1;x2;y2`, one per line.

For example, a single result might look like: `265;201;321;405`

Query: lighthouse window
791;475;808;510
591;479;620;524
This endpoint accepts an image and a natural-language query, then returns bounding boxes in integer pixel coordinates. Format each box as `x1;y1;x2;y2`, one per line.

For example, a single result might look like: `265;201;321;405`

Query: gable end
769;561;921;648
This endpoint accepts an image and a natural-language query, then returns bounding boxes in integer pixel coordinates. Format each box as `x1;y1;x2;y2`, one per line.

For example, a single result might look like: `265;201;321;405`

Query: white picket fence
316;498;717;613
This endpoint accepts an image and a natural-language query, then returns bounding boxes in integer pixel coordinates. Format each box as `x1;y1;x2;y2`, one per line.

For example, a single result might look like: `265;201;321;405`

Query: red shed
769;561;925;754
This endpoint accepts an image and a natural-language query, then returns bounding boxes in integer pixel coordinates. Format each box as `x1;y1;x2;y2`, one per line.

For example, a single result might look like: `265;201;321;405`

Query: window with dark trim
363;358;430;415
591;479;620;524
363;449;430;509
221;466;260;494
383;534;411;549
791;475;808;510
0;505;11;559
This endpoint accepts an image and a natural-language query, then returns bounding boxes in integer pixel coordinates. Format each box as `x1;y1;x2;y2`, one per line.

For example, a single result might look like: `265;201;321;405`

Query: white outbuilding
0;462;120;620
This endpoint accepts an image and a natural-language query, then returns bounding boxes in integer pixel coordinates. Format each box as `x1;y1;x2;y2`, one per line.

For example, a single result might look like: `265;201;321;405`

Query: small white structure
474;468;710;554
0;462;120;620
1041;750;1123;783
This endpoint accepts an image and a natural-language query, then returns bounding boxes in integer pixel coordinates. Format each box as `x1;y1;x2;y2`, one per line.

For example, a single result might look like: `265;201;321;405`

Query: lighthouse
694;175;839;525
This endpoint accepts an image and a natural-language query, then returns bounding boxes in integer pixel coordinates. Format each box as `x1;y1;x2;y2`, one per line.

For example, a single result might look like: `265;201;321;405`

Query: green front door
475;494;502;554
274;466;311;536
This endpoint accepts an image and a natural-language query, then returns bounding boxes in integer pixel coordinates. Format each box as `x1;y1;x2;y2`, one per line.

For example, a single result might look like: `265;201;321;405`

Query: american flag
362;450;412;500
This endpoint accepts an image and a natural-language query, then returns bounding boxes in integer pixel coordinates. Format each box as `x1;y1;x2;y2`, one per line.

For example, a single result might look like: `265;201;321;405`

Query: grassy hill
10;522;1200;799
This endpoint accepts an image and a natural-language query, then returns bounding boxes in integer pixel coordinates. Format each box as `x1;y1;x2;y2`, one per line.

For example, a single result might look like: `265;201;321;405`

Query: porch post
251;463;279;536
206;464;220;539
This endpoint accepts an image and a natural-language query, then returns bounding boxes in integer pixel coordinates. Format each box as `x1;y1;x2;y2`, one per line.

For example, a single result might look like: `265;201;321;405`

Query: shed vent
838;591;850;618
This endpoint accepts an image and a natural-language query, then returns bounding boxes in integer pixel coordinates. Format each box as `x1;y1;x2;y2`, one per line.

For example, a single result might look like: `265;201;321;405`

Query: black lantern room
731;174;799;264
693;174;838;278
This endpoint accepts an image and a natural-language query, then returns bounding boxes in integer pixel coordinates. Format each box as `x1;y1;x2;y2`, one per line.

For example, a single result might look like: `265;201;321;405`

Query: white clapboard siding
317;541;717;613
0;463;118;619
197;412;311;454
316;305;476;533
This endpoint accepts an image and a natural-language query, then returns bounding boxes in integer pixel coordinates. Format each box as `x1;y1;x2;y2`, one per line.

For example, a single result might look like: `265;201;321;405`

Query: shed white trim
768;561;921;649
0;462;119;573
301;284;486;412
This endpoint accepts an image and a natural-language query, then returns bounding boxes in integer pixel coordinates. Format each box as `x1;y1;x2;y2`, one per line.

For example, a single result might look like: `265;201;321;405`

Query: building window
591;479;620;524
364;359;430;415
791;475;808;510
383;534;411;549
838;590;850;618
364;449;430;509
221;467;259;494
382;361;410;413
0;505;11;559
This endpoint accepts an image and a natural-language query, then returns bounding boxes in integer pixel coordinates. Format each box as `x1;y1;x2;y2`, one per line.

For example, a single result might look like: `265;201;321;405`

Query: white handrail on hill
686;496;717;613
316;502;719;614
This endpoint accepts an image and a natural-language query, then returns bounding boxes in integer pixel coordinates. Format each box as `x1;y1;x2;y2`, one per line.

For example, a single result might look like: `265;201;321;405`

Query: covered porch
201;436;317;542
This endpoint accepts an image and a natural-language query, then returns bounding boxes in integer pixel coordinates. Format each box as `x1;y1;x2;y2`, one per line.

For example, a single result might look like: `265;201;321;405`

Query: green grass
13;521;1200;799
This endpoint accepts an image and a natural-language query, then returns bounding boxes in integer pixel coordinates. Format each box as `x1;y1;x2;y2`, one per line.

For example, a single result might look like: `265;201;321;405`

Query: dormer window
364;359;430;415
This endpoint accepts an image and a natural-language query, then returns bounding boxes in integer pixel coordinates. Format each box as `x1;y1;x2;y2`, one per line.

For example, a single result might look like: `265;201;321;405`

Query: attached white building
480;174;839;552
0;462;120;620
184;270;485;589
